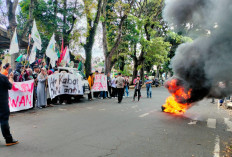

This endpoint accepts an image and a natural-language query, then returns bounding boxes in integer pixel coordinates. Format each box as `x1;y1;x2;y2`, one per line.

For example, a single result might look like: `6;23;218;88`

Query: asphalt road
1;87;232;157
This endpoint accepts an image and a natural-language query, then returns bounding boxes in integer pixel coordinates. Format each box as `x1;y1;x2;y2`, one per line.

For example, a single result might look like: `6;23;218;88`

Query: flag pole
24;34;31;69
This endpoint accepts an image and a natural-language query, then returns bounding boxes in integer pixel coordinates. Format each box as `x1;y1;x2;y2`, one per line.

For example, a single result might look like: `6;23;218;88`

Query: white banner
9;28;19;55
92;74;108;92
31;20;42;50
46;33;58;67
29;44;37;64
48;73;83;99
9;80;34;112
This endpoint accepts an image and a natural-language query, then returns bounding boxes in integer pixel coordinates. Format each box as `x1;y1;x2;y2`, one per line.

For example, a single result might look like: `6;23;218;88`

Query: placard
92;74;108;92
48;73;83;99
9;80;34;112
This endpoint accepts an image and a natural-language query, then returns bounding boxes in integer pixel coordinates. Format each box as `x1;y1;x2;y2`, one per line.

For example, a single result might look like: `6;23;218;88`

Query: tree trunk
140;60;145;83
105;54;112;75
84;0;103;77
6;0;18;70
156;65;160;79
84;46;92;77
132;59;138;85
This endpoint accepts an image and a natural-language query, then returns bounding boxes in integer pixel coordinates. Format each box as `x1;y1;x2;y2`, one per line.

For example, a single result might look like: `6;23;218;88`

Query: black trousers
108;86;112;97
112;87;116;97
133;89;141;101
117;88;124;103
88;92;92;100
0;114;12;142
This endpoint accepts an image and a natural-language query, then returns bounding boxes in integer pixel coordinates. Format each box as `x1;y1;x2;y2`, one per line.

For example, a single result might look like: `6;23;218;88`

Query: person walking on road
124;76;130;97
133;76;143;101
116;73;125;103
0;60;19;146
145;76;152;98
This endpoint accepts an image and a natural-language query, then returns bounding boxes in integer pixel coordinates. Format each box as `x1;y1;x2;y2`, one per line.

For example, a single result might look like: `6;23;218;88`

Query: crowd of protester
1;60;156;108
88;71;154;103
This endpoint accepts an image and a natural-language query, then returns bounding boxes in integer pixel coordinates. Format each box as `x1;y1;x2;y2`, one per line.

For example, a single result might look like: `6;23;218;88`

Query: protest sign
9;80;34;112
92;74;108;92
48;73;83;99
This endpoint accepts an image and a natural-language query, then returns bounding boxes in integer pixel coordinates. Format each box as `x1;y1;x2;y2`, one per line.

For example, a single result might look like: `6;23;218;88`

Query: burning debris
162;0;232;113
162;78;192;114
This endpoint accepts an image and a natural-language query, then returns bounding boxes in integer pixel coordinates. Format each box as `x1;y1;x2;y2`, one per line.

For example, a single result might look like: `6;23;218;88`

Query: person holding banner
0;60;19;146
37;68;48;109
13;63;24;82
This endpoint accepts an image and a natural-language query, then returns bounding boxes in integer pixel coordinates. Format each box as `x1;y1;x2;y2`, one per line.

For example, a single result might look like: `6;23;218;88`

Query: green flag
15;54;23;62
56;47;60;58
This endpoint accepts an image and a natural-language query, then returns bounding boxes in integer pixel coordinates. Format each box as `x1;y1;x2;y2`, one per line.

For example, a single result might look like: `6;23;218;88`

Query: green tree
82;0;103;77
102;0;136;74
18;0;83;58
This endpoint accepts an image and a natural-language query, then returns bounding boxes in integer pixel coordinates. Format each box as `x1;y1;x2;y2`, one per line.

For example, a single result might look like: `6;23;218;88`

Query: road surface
1;87;231;157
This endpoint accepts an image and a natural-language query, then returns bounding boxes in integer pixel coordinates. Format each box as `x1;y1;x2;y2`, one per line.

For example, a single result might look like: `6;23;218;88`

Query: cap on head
118;72;122;75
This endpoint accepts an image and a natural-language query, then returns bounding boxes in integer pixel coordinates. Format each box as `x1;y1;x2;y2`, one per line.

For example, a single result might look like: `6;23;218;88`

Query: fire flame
162;79;192;114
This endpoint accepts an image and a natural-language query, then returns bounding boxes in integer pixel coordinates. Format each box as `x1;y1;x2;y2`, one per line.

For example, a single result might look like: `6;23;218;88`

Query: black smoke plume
163;0;232;102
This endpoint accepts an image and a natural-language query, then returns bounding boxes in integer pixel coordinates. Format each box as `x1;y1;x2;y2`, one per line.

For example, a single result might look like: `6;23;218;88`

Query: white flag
29;44;37;64
9;28;19;55
46;34;58;67
63;47;70;65
31;20;42;50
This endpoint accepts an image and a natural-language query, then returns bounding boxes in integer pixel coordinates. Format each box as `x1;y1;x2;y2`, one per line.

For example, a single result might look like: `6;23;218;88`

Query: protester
145;76;152;98
124;76;130;97
111;74;117;98
24;69;32;81
47;70;53;107
116;73;125;103
93;71;100;98
1;63;11;77
13;63;24;82
100;72;107;99
37;68;48;109
0;60;19;146
27;68;34;80
32;66;39;108
88;73;94;101
133;76;143;101
107;72;112;98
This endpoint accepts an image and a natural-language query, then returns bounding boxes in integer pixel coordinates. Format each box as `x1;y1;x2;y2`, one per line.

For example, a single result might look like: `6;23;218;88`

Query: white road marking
86;107;93;110
214;135;220;157
224;118;232;132
207;118;216;129
139;113;149;118
188;120;197;125
99;109;106;111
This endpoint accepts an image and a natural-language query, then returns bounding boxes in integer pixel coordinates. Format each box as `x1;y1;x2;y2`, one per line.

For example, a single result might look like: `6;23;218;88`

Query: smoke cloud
163;0;232;102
